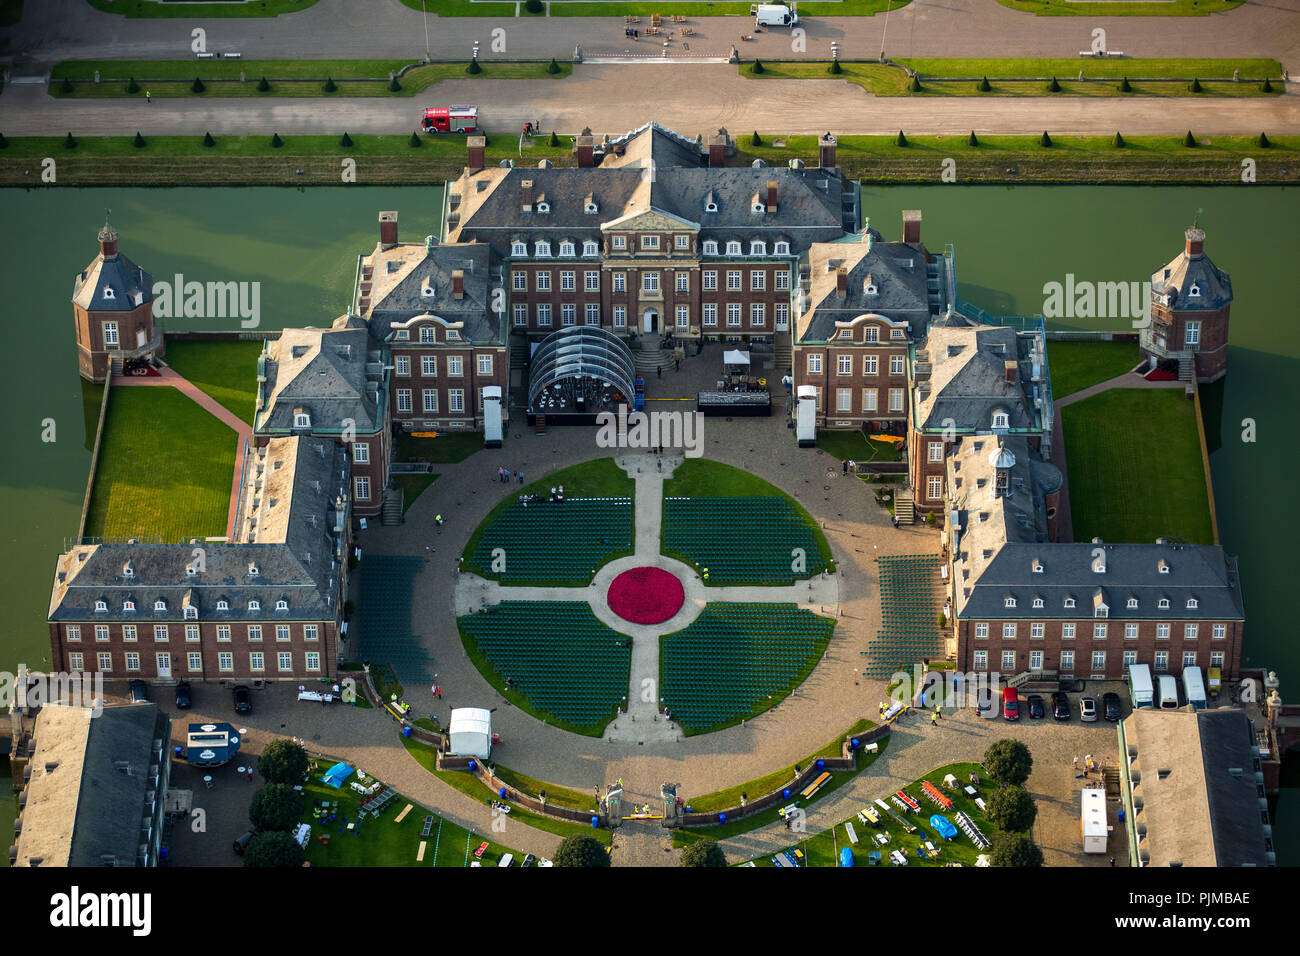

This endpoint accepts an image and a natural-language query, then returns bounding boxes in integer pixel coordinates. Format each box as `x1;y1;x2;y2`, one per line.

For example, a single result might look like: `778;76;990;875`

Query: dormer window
585;200;598;215
294;412;311;429
1004;597;1016;608
394;330;409;341
446;330;460;341
1127;598;1139;609
95;600;108;613
1032;559;1044;574
1032;598;1044;609
1189;282;1201;298
583;240;599;256
511;240;527;256
184;606;198;620
186;563;198;577
726;241;742;256
752;199;766;214
559;241;575;257
420;326;435;344
276;600;289;611
421;281;435;297
535;240;551;257
991;410;1010;431
123;600;136;612
248;562;260;577
774;241;790;255
153;599;167;612
216;600;230;612
750;240;766;256
1095;604;1108;619
536;201;551;215
1186;598;1198;609
1064;597;1076;609
703;240;718;256
1158;559;1170;574
102;285;115;300
863;277;878;296
248;600;261;611
123;560;135;579
704;194;719;214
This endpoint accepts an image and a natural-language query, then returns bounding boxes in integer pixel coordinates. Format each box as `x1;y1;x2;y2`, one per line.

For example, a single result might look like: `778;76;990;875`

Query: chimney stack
521;180;534;212
378;211;398;250
575;128;595;168
709;128;729;167
1004;360;1018;384
98;222;119;260
766;180;778;213
1185;225;1205;259
902;210;922;246
467;135;486;171
836;267;848;298
452;270;465;300
818;132;837;170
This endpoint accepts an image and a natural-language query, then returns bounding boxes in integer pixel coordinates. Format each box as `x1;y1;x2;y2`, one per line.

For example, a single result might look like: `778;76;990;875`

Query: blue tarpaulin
321;762;354;788
930;815;958;840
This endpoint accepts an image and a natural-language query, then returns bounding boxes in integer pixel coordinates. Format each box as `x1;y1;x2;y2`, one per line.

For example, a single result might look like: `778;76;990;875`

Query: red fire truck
421;105;480;134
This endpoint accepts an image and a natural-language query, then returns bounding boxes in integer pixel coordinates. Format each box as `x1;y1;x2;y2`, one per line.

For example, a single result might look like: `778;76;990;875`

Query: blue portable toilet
591;816;599;828
850;737;860;751
838;846;854;867
782;788;791;800
719;812;726;823
816;759;825;772
402;725;412;738
468;759;477;772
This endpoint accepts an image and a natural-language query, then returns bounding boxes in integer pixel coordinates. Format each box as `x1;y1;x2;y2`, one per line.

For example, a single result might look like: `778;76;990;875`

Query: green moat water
0;184;1295;863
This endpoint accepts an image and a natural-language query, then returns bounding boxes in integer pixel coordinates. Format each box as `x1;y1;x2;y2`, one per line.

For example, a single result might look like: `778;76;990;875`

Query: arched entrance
642;308;659;333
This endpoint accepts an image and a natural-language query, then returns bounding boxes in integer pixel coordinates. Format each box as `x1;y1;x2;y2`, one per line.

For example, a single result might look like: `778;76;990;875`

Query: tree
60;77;74;94
967;130;978;147
126;77;140;94
203;131;216;147
257;739;308;785
244;831;304;868
548;130;560;147
0;133;8;150
388;76;402;91
340;131;354;147
751;60;765;75
546;58;561;75
680;840;727;867
990;832;1044;867
554;834;611;867
1261;77;1273;93
977;76;990;92
270;132;284;148
191;77;206;94
751;130;762;146
1184;130;1197;147
1047;76;1061;93
524;0;543;10
64;131;78;150
1258;131;1271;148
1119;77;1132;93
985;785;1037;833
1039;131;1052;148
829;59;842;75
984;739;1033;787
467;59;482;75
257;76;271;92
409;130;423;147
895;130;908;147
1189;77;1203;93
323;77;338;93
132;131;146;148
1113;131;1125;148
249;783;305;833
908;74;922;92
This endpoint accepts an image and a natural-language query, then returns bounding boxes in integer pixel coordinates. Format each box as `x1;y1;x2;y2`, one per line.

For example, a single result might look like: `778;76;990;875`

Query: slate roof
72;232;153;313
359;241;501;343
1151;227;1233;311
799;232;934;342
1197;709;1273;866
595;121;706;170
256;318;385;436
913;325;1041;434
957;542;1245;622
15;702;167;867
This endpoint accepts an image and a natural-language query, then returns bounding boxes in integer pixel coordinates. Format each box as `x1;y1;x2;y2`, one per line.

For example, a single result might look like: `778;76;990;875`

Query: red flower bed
1146;368;1178;382
607;567;685;625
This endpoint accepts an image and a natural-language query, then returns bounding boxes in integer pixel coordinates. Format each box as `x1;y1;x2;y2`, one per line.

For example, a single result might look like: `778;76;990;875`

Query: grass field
399;0;905;16
298;780;520;867
744;761;995;867
816;430;903;464
994;0;1243;14
162;340;262;426
395;431;485;464
1061;388;1214;545
743;59;1281;97
1046;340;1141;401
88;0;322;17
2;133;1294;186
84;386;236;541
394;473;439;515
50;60;571;98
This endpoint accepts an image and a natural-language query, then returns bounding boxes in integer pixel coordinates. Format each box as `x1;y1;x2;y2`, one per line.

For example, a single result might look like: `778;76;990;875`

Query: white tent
448;707;493;759
723;349;751;366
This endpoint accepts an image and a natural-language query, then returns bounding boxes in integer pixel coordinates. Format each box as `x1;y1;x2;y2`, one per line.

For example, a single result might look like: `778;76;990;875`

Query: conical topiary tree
191;76;206;94
1189;77;1203;93
829;59;842;75
1113;131;1125;148
908;74;922;92
546;58;561;74
0;133;8;150
978;76;990;92
467;59;482;75
1258;131;1271;148
409;130;422;147
203;131;216;147
323;77;337;93
968;130;978;147
751;60;766;74
257;76;271;92
270;132;284;148
1039;131;1052;147
1047;76;1061;92
133;131;146;148
1119;76;1132;93
548;130;560;147
1183;130;1196;147
388;76;402;91
896;130;908;147
64;131;78;149
340;131;354;148
1261;77;1273;93
126;77;140;94
60;77;74;94
751;130;762;146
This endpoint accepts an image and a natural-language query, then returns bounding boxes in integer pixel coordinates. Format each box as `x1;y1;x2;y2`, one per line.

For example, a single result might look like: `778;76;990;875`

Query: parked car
498;853;514;868
1026;694;1045;720
232;831;254;855
977;690;999;719
521;853;537;867
1102;692;1122;722
1051;691;1070;720
232;684;252;714
128;679;150;703
175;681;192;709
1002;687;1020;722
1080;696;1098;722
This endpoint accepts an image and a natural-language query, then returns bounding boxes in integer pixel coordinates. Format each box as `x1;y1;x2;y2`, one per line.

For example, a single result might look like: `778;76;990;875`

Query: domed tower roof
989;442;1016;471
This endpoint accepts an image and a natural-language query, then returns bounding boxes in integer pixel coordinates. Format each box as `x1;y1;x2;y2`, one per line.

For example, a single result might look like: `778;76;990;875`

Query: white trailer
796;385;817;447
483;385;504;448
1182;665;1207;711
751;3;798;26
1081;788;1108;854
1128;663;1154;709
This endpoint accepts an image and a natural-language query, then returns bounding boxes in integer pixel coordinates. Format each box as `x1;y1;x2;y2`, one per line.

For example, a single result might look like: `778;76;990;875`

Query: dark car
1051;691;1070;720
1102;692;1122;722
128;679;150;703
521;853;537;867
175;681;193;709
232;831;254;855
232;685;252;714
1027;694;1046;719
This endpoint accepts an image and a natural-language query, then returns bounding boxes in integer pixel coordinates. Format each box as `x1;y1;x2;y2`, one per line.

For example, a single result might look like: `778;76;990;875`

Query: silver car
1079;696;1098;722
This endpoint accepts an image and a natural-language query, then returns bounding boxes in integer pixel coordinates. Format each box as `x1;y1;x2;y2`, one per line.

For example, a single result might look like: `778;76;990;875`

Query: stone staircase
893;489;915;524
772;330;792;375
381;488;403;526
534;414;547;434
631;334;665;375
1177;354;1195;384
509;335;530;372
109;355;124;377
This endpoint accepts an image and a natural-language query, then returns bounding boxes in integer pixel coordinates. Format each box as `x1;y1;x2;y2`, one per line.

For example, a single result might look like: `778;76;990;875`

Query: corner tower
1143;221;1232;384
71;215;160;383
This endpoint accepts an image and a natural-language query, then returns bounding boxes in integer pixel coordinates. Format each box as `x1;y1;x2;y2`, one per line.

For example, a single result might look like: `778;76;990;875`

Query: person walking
435;514;443;526
145;90;151;103
1109;857;1116;867
848;459;856;474
842;459;848;475
892;514;900;529
518;470;524;484
1073;756;1079;770
657;365;662;379
674;357;680;371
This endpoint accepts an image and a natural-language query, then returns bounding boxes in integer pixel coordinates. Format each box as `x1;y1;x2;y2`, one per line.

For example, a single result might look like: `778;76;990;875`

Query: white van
795;385;817;447
1157;674;1180;709
498;852;514;867
752;3;798;26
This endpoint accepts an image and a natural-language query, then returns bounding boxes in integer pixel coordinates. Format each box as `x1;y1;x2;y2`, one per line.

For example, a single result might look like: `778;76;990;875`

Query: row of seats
467;500;633;584
663;497;828;585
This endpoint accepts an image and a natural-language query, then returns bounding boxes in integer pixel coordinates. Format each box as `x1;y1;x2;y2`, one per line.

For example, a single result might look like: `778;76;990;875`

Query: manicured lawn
1061;389;1214;545
400;0;905;16
395;431;484;464
489;765;600;812
400;737;612;843
298;780;519;867
994;0;1243;14
898;57;1281;81
816;430;903;464
163;340;262;426
744;761;995;866
51;59;571;98
89;0;322;17
1047;340;1141;401
394;473;438;515
85;386;236;541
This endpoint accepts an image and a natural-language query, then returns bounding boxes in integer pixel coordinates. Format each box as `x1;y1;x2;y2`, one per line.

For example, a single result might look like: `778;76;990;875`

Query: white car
1079;696;1098;722
498;853;514;867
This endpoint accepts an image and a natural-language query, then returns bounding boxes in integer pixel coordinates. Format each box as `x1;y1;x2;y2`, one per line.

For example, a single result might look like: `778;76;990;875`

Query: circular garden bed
607;567;685;625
